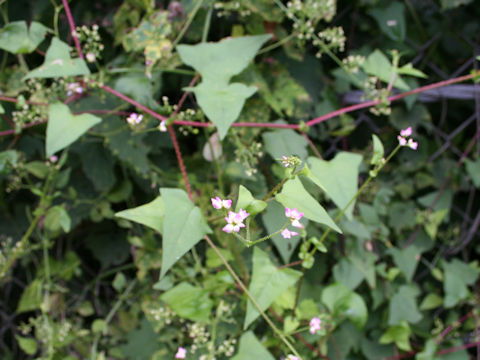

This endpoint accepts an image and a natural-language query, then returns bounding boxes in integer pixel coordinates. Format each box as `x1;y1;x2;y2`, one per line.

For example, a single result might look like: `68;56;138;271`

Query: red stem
101;85;168;121
0;95;47;106
61;0;84;59
307;71;480;127
168;124;193;201
0;119;46;137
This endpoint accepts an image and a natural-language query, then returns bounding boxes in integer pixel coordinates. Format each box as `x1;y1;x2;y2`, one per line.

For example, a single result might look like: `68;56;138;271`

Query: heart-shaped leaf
0;21;49;54
307;152;363;220
244;247;302;329
160;188;211;278
46;103;101;157
24;37;90;79
276;177;341;233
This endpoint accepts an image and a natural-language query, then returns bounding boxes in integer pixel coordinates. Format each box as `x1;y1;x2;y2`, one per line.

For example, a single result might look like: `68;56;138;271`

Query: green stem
257;33;296;55
202;3;213;43
247;222;290;246
204;235;303;359
53;5;62;38
262;176;289;201
173;0;204;48
90;279;137;360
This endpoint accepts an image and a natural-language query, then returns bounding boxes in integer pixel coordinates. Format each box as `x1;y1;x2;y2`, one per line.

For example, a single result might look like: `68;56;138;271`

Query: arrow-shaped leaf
46;103;101;157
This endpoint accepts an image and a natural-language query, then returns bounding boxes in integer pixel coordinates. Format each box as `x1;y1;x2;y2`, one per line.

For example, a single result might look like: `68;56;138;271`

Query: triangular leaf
244;247;302;329
236;185;267;216
160;188;211;278
46;103;101;156
24;37;90;79
362;49;409;91
307;152;363;220
276;177;341;233
189;81;257;139
263;128;309;161
115;196;165;234
232;331;275;360
388;285;422;325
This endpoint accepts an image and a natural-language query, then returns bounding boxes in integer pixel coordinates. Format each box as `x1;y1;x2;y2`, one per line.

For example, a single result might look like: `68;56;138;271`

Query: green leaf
231;331;275;360
389;245;420;282
160;282;213;323
24;38;90;79
160;188;211;278
177;35;271;139
0;150;18;174
362;50;409;91
443;259;480;308
307;152;363;220
322;282;368;329
115;195;165;234
235;185;266;215
244;247;302;329
465;158;480;187
178;35;271;84
379;321;411;351
371;134;384;166
388;285;422;325
333;259;364;290
419;293;443;310
262;200;300;264
276;177;341;233
118;318;161;359
74;142;116;192
24;161;49;179
17;279;43;313
114;72;160;110
440;0;473;9
263;128;309;161
0;21;49;54
46;103;102;157
368;2;406;41
188;81;257;139
15;336;37;355
415;339;437;360
44;206;71;233
397;63;428;78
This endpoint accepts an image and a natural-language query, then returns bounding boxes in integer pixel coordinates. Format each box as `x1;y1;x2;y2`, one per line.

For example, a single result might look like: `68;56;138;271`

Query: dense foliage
1;0;480;359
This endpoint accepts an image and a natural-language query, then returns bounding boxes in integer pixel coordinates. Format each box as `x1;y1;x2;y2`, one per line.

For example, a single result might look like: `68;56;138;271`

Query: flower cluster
280;155;301;168
342;54;366;74
309;317;322;334
397;127;418;150
223;210;249;233
66;82;84;96
126;113;143;126
281;208;304;239
73;24;103;62
211;197;249;233
287;355;300;360
159;119;167;132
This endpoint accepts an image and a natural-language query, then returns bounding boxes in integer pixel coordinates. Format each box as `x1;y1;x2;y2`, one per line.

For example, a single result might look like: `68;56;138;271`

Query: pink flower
49;155;58;163
175;347;187;359
126;113;143;125
400;127;412;137
397;135;407;146
67;82;83;96
222;209;249;233
281;155;290;167
309;317;322;334
211;197;232;210
287;356;300;360
285;208;304;228
281;228;298;239
159;119;167;132
407;138;418;150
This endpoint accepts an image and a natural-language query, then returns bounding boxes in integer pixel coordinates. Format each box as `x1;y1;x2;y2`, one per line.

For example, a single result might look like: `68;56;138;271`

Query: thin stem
172;0;204;48
202;3;213;43
106;67;196;76
257;33;296;55
52;4;62;38
204;235;303;359
90;279;137;360
61;0;83;58
168;124;193;200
